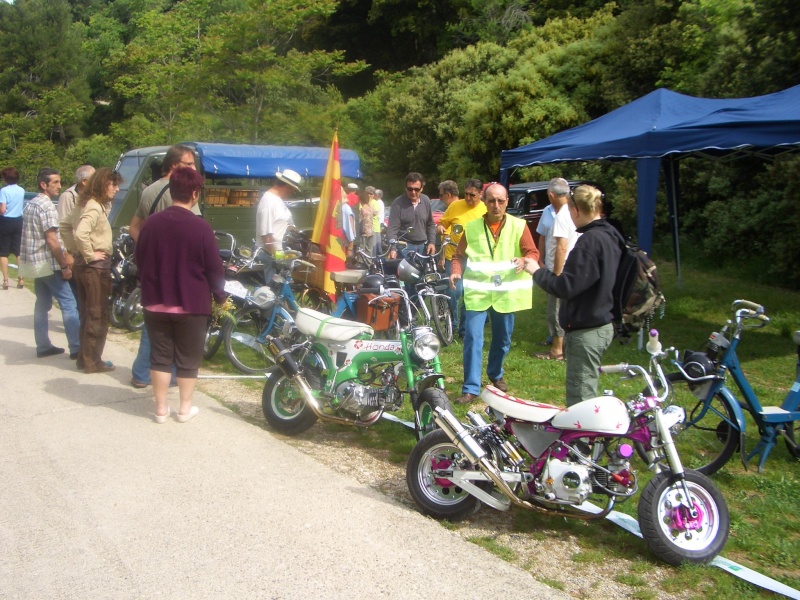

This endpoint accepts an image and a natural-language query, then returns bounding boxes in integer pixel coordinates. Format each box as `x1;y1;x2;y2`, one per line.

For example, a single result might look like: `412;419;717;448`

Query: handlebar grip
599;363;630;374
733;299;764;314
294;259;315;270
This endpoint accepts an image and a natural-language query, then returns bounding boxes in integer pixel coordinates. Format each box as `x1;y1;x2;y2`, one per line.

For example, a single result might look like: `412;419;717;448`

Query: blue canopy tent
499;85;800;282
186;142;362;179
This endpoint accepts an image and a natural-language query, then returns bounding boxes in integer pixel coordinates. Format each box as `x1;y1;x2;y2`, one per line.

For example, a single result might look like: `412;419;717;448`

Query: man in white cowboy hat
256;168;303;255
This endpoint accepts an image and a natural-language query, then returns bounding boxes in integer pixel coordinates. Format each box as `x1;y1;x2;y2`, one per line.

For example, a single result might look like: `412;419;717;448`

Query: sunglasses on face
406;186;422;193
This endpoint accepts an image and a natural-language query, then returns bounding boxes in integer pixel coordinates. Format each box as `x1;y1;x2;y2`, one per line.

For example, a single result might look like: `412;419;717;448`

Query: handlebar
291;259;315;270
600;329;671;404
599;363;631;374
732;299;764;314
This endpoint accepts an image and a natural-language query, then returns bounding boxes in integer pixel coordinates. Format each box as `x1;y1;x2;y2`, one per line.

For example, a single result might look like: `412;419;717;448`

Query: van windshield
115;155;142;191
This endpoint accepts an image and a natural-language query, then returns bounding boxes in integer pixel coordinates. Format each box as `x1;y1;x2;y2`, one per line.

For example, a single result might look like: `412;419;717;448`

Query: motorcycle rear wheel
262;370;318;435
785;422;800;460
638;469;729;565
223;306;271;374
414;387;452;440
123;287;144;331
406;429;489;521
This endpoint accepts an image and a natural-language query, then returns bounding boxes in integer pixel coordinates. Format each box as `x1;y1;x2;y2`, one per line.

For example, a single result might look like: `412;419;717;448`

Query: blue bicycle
221;250;319;374
662;299;800;474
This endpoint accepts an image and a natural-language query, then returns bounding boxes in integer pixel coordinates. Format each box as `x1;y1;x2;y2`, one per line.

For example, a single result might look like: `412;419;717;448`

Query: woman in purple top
135;168;225;423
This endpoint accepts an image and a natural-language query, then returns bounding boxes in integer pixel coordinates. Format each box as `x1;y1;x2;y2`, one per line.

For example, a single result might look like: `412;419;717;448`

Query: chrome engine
540;459;593;504
336;381;401;418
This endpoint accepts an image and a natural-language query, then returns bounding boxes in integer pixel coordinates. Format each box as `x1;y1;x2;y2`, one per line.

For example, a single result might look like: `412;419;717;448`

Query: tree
196;0;365;143
0;0;92;144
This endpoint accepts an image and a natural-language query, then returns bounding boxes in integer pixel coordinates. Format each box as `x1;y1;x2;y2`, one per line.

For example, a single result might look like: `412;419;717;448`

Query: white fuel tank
550;396;630;434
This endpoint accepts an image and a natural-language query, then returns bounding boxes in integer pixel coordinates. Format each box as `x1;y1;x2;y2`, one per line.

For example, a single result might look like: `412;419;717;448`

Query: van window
115;155;144;191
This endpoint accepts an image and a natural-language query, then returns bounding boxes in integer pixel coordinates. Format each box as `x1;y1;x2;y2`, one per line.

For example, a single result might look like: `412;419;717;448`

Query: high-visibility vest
462;215;532;313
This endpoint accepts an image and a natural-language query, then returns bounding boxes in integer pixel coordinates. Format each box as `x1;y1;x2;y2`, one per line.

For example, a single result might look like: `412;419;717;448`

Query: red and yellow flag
312;132;346;299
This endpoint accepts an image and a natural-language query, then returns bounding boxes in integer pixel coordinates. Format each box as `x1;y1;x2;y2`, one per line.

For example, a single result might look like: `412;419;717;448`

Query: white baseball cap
346;183;359;191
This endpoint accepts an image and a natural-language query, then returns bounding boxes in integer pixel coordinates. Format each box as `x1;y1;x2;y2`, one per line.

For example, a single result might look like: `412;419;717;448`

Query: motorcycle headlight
412;327;440;362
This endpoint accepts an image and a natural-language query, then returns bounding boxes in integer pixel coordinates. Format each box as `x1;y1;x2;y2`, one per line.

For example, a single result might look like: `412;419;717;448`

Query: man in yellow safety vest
449;183;539;405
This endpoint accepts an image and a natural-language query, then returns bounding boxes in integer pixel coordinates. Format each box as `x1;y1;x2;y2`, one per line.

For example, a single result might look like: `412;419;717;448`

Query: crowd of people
1;149;620;422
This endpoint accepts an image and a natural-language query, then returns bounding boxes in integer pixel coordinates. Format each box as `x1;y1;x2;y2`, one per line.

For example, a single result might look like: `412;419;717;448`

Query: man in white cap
256;169;302;255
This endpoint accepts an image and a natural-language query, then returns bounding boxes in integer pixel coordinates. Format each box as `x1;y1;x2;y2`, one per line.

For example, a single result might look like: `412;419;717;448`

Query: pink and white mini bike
406;331;730;565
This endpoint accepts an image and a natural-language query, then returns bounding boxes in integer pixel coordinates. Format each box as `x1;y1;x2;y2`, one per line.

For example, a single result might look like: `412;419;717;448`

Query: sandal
533;351;564;361
16;278;23;288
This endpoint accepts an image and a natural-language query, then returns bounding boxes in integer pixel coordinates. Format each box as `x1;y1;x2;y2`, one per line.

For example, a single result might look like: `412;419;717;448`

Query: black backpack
612;241;665;343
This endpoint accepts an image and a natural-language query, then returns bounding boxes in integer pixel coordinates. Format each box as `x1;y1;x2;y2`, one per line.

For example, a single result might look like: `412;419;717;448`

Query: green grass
197;258;800;598
467;535;518;561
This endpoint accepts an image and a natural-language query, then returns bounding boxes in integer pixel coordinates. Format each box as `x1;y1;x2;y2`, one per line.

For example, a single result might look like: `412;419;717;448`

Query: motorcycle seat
481;385;564;423
295;307;374;342
331;269;367;285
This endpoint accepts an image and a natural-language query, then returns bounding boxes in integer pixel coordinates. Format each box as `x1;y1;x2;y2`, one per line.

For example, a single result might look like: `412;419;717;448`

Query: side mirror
451;224;464;235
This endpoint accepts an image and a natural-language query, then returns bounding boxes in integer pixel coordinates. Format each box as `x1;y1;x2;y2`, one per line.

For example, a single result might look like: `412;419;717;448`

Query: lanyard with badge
483;216;505;287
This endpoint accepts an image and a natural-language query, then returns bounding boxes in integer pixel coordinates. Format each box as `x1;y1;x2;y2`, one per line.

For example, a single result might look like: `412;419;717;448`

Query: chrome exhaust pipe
433;407;535;510
268;335;381;428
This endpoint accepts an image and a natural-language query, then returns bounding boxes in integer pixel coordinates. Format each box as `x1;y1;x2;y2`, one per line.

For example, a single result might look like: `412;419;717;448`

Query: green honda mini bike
261;284;452;439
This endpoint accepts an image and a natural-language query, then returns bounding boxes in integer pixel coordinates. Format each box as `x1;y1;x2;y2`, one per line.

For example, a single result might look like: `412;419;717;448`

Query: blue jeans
131;326;152;383
132;326;177;384
401;242;427;258
443;259;465;337
462;307;514;395
33;273;80;354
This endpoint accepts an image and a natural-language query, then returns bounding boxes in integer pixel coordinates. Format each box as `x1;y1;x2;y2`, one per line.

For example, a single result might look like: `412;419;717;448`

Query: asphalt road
0;287;565;599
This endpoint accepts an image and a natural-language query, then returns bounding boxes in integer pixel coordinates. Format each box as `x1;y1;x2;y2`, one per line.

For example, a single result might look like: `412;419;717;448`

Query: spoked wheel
638;469;729;565
428;294;453;346
295;286;327;311
109;294;127;329
223;306;271;374
203;319;223;360
635;373;739;476
262;369;318;435
123;287;144;331
406;429;490;521
413;387;452;440
784;422;800;460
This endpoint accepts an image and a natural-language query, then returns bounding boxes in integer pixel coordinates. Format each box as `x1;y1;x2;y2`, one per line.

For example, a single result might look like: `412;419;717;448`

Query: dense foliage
0;0;798;286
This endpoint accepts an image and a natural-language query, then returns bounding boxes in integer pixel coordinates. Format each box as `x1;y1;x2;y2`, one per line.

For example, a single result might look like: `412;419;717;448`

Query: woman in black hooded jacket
525;184;623;406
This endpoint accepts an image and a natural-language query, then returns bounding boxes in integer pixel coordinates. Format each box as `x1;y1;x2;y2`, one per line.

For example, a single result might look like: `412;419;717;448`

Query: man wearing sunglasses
386;172;436;259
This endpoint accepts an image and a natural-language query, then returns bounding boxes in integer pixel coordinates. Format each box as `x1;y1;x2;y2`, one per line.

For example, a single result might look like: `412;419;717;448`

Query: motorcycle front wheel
406;429;489;521
414;387;452;440
428;294;453;346
222;306;271;374
636;372;739;476
262;370;318;435
203;319;223;360
638;469;729;565
109;294;127;329
123;287;144;331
